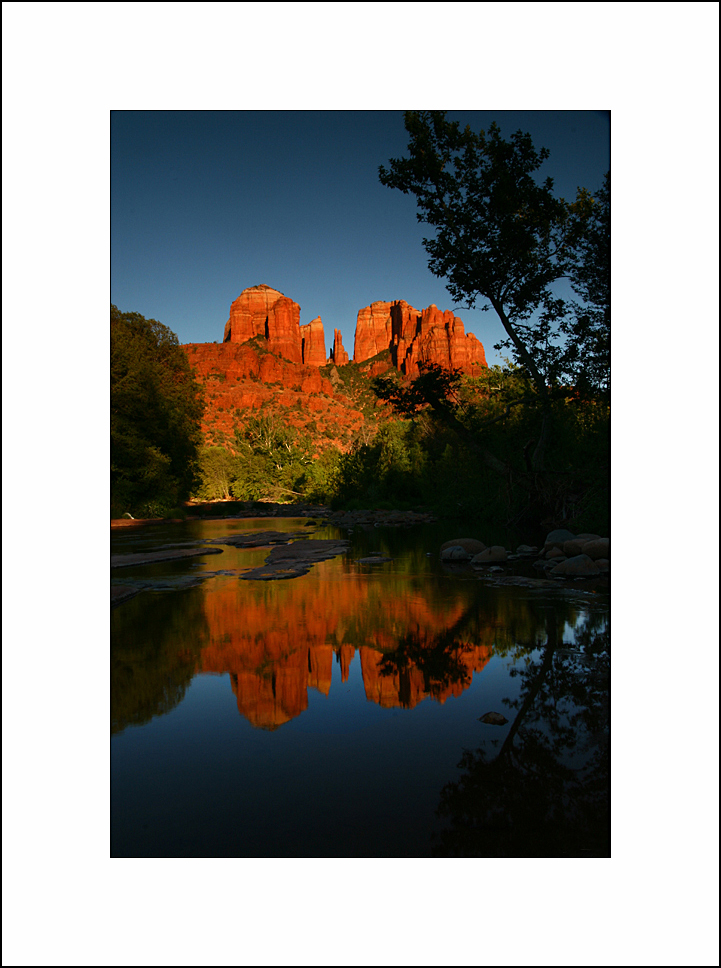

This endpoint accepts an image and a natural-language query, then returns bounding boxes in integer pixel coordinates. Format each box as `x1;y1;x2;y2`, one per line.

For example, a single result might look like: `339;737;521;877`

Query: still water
111;517;609;857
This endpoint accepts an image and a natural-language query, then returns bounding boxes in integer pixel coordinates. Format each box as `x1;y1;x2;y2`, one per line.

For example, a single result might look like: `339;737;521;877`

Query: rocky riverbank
440;528;610;578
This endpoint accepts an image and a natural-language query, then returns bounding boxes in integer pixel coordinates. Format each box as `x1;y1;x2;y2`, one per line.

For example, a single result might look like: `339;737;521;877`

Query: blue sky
112;110;610;364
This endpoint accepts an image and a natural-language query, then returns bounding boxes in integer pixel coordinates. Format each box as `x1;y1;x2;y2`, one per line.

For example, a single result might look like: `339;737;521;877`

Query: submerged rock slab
240;539;350;581
111;547;224;569
207;530;310;548
111;585;141;607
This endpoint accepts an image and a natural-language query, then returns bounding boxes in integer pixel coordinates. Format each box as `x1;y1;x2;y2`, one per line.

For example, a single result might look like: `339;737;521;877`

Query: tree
194;446;239;501
562;171;610;395
379;112;609;470
111;305;204;515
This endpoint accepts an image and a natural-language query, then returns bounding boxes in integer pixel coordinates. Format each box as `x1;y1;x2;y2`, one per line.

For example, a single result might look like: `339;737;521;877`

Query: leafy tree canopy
379;112;609;398
111;305;204;515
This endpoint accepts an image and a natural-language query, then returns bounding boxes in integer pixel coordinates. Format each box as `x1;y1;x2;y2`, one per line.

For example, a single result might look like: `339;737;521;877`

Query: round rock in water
441;546;472;560
543;529;577;551
479;711;509;725
440;538;486;555
581;537;610;560
550;554;600;577
472;546;508;563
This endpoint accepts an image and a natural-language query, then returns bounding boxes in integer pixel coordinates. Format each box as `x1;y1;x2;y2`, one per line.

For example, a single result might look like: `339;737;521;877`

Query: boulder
563;538;588;557
472;546;508;563
543;529;577;551
546;547;566;559
441;546;472;561
479;711;508;725
581;537;610;560
440;538;487;555
550;554;600;577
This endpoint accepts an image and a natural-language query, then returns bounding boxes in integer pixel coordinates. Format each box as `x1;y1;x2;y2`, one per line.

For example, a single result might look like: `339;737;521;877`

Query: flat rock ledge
111;547;224;569
240;539;350;581
206;530;310;548
111;585;141;607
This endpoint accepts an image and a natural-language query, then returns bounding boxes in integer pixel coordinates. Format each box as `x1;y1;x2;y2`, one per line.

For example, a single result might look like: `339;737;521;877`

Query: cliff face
353;301;395;362
300;316;326;365
354;299;487;376
224;284;325;366
182;341;364;448
183;284;488;451
224;284;285;344
223;284;487;377
330;328;349;365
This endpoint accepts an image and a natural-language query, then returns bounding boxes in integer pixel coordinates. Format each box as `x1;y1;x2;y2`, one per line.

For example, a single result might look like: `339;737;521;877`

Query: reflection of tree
111;588;209;734
434;607;609;857
378;627;473;705
376;597;487;703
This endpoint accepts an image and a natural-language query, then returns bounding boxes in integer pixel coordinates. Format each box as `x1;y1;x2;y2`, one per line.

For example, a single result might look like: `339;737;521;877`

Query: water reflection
434;608;610;857
111;521;609;857
113;572;527;731
111;587;209;733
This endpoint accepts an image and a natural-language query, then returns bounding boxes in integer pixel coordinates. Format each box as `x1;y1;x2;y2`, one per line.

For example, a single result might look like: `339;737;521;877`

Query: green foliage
379;112;610;439
373;113;609;530
190;416;341;505
562;171;611;395
111;305;204;516
331;361;609;535
194;446;239;501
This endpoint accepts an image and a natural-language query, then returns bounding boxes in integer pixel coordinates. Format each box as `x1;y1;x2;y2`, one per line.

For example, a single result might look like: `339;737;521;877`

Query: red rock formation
354;299;487;377
401;304;487;377
266;295;302;363
224;284;303;364
224;284;284;344
330;328;349;365
182;340;365;447
300;316;326;365
353;301;395;361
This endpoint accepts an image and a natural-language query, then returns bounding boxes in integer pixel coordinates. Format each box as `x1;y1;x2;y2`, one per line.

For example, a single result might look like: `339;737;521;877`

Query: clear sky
111;110;610;364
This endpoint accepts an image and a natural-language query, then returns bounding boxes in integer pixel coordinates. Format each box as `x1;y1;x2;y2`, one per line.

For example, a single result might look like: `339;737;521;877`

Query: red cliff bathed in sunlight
353;299;487;376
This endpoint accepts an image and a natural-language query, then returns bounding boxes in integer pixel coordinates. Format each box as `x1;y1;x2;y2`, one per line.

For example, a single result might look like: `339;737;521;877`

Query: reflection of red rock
360;638;492;710
354;299;487;376
197;572;496;727
330;329;349;365
300;316;327;365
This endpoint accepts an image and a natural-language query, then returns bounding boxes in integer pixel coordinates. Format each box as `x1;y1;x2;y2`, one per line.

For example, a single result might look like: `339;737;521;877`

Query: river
111;516;609;857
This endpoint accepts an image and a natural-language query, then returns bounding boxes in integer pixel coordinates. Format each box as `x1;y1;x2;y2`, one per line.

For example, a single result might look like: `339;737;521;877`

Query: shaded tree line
111;305;204;517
